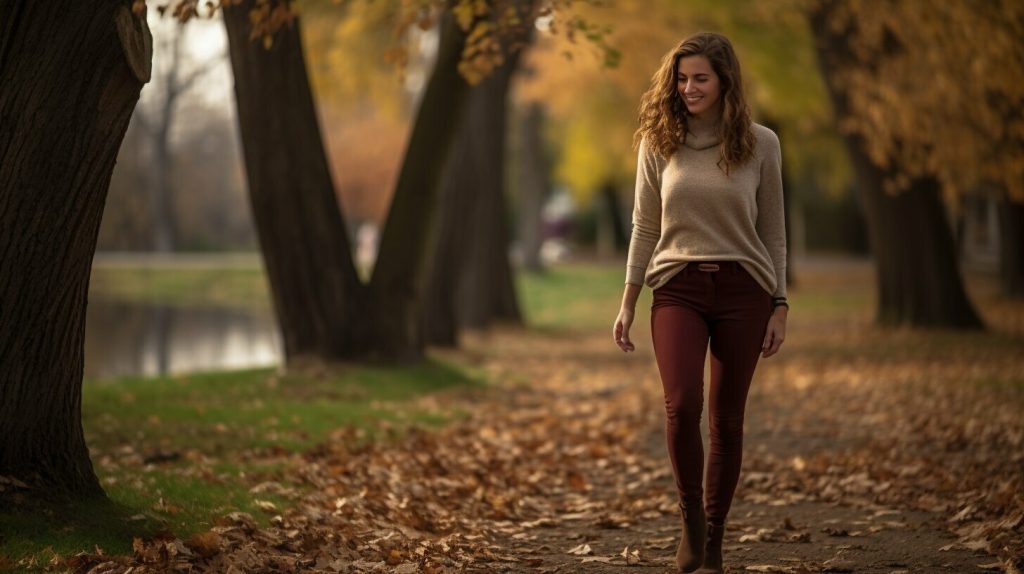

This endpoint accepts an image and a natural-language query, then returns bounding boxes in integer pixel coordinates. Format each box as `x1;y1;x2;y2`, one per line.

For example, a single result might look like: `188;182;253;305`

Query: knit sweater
625;112;787;298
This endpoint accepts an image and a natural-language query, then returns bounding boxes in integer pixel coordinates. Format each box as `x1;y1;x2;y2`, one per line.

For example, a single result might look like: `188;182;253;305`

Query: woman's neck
683;104;723;150
687;102;723;132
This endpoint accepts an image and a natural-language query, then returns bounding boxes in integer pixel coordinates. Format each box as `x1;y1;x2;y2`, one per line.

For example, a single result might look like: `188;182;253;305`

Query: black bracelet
772;301;789;309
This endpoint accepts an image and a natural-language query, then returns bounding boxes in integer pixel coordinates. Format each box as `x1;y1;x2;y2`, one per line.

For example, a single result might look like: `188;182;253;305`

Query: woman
612;32;789;574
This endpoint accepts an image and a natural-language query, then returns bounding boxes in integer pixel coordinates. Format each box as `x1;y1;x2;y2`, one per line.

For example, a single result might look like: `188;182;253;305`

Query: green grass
517;262;651;331
0;495;164;571
89;266;270;313
1;361;483;572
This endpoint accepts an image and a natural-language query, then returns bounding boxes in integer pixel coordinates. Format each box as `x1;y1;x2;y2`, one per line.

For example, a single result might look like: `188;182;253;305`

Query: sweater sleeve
755;129;788;298
625;137;663;286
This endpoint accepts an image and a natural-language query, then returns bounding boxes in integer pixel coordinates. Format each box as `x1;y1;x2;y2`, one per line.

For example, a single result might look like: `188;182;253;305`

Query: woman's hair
633;32;756;174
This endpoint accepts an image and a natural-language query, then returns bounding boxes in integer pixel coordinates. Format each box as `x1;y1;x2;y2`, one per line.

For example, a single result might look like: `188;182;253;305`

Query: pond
84;299;281;379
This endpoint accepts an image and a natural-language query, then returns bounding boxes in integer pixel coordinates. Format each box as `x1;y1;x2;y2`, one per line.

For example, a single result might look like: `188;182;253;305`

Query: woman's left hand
761;308;787;358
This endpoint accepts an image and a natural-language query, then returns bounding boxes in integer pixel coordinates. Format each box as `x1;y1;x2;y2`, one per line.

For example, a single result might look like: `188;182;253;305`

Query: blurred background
87;0;1021;378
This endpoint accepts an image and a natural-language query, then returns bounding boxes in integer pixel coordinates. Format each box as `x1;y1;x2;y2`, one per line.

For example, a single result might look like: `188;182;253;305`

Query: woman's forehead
677;55;713;75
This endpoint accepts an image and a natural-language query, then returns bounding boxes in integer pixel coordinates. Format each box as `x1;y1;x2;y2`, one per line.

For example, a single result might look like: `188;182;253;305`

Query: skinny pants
650;260;773;527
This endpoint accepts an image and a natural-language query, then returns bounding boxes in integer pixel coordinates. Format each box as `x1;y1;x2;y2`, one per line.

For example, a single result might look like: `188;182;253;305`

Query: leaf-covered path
63;259;1023;573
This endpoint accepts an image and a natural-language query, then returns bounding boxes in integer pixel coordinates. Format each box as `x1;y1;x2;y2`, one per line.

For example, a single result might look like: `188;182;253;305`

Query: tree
0;1;151;495
223;0;492;362
175;0;615;364
808;0;988;328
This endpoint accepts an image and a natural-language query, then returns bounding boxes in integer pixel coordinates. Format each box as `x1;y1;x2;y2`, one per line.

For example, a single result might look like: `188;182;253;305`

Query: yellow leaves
452;0;486;32
817;0;1023;199
246;1;295;49
457;19;506;85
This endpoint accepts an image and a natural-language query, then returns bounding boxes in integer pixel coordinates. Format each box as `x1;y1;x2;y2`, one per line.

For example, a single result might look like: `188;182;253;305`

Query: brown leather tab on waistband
697;263;721;272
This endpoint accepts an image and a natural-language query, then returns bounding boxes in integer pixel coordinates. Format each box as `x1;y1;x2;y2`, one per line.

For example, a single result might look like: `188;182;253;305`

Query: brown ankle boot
698;522;725;573
674;503;706;573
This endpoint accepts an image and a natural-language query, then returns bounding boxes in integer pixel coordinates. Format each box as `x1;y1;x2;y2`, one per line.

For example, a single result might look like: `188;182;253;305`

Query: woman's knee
709;412;745;440
664;393;704;426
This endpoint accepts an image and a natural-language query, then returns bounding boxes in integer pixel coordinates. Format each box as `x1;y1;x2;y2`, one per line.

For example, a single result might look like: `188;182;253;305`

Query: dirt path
444;324;1009;574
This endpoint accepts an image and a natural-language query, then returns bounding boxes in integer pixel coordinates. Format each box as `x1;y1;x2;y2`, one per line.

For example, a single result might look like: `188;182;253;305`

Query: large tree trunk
997;191;1024;298
455;50;524;330
422;109;478;347
809;0;984;329
368;8;473;359
0;1;150;496
224;2;367;365
516;102;550;272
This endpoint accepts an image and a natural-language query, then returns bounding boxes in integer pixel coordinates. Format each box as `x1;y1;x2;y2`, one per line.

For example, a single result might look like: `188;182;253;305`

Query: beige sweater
625;112;787;298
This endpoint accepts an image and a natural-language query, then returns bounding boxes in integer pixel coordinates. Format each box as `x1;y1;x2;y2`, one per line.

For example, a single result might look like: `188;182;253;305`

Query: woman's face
677;55;722;118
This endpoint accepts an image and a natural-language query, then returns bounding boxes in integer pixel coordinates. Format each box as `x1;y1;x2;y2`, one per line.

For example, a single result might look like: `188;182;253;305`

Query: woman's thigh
707;266;772;415
651;269;713;414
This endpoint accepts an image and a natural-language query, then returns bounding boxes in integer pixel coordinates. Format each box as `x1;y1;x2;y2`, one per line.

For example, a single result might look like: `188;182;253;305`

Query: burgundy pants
651;260;773;527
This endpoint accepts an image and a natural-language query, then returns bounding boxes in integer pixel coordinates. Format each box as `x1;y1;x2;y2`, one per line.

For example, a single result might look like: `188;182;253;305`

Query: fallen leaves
24;275;1024;572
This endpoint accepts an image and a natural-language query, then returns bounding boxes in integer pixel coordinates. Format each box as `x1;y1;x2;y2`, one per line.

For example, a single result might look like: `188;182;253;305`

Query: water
84;299;281;379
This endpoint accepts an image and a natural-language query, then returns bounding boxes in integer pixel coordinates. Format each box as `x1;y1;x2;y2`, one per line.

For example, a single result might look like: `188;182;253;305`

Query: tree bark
458;64;523;330
368;8;473;359
997;191;1024;298
809;0;984;329
0;0;150;495
422;111;478;347
224;2;368;364
516;102;549;272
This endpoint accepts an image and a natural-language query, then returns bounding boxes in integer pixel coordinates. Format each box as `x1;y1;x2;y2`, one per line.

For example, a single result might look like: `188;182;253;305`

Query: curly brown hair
633;32;756;175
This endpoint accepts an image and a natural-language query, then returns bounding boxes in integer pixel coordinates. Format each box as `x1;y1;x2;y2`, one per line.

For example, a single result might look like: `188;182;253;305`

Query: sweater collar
682;110;722;150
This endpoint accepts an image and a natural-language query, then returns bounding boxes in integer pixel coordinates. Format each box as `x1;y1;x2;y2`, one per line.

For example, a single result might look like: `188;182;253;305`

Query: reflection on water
84;300;281;379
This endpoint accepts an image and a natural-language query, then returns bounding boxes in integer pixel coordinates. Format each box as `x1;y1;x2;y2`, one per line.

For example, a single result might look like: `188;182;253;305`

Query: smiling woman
676;57;721;119
611;31;788;574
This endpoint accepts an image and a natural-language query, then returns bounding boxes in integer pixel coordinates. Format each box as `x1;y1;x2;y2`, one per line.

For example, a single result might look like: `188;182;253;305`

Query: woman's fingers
762;326;784;358
613;318;635;352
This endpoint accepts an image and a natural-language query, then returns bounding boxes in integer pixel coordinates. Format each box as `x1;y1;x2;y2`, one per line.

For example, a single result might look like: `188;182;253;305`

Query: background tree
805;0;1018;327
424;0;542;346
0;1;151;496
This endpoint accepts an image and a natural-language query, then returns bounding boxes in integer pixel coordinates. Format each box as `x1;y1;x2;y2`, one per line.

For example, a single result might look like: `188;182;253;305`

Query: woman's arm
616;138;662;352
755;128;788;357
755;127;787;301
625;138;664;286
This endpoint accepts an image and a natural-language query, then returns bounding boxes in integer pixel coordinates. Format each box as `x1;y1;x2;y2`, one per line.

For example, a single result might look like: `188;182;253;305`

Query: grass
517;262;652;331
2;362;483;571
89;265;271;313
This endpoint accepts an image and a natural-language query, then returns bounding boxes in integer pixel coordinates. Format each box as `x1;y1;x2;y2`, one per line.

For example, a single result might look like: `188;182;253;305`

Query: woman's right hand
613;307;636;352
